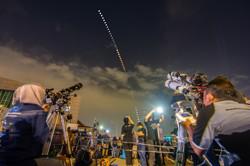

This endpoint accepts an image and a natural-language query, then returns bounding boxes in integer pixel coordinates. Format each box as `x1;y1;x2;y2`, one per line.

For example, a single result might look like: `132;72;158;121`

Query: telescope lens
77;83;83;89
69;83;83;91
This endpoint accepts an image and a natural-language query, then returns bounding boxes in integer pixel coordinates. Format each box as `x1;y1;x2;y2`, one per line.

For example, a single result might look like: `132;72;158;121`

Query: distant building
0;77;23;131
77;120;93;132
69;95;81;123
0;76;22;108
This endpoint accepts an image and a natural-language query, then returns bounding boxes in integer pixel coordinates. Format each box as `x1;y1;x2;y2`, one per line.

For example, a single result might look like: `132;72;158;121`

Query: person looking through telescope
183;76;250;165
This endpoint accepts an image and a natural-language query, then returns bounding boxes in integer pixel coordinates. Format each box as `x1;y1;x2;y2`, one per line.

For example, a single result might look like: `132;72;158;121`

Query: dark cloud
166;0;206;19
0;45;175;134
0;0;28;17
1;0;250;134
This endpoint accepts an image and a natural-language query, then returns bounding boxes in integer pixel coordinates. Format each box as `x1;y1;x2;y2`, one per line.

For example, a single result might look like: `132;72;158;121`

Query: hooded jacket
0;84;49;166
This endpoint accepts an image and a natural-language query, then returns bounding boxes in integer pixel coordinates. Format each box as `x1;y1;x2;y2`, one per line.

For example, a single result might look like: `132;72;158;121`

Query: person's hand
181;119;194;140
42;104;50;112
127;116;134;125
182;118;192;128
175;112;196;125
127;116;132;121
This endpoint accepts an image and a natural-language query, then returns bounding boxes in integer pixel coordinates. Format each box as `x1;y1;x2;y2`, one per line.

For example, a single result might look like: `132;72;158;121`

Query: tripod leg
60;114;72;155
60;114;73;166
42;112;60;156
46;111;54;125
46;111;57;130
175;123;186;166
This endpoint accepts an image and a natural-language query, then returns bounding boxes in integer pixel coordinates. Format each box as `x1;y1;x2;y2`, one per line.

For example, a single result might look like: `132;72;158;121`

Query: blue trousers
138;138;147;166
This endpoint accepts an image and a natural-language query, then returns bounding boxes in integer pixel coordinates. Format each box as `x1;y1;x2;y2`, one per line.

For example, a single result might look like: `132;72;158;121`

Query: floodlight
156;107;163;113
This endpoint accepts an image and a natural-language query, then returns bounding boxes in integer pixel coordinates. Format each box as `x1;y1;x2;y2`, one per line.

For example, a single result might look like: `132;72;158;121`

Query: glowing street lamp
156;106;164;114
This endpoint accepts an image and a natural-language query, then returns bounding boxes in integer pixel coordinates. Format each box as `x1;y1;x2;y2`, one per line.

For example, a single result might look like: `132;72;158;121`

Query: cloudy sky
0;0;250;135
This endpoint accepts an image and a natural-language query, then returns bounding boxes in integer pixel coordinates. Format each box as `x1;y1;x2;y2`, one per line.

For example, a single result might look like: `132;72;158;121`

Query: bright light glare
106;129;110;133
156;107;163;113
99;125;104;130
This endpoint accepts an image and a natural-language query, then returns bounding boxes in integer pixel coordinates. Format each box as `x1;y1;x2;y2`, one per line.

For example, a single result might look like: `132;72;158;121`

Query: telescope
45;83;83;106
60;83;83;93
165;72;208;102
165;72;207;91
42;82;83;163
165;72;208;165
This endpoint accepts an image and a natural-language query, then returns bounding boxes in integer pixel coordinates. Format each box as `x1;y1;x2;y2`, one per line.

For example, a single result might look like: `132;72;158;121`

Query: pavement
90;158;128;166
36;156;192;166
90;157;184;166
90;157;142;166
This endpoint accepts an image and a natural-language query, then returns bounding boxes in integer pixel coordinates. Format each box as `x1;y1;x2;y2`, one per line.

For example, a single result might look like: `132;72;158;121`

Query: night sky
0;0;250;135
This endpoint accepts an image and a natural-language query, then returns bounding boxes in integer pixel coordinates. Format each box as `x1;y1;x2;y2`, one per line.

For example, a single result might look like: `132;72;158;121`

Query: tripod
42;106;73;166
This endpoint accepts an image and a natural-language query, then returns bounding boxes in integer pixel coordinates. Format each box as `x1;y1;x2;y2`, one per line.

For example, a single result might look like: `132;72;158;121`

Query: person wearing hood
0;84;49;166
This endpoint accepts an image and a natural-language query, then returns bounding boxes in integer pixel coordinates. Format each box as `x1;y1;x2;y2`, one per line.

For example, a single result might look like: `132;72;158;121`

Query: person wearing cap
0;84;49;166
121;116;134;166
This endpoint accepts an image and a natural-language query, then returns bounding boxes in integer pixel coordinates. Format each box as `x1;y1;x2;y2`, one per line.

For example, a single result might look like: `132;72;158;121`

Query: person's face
203;90;215;106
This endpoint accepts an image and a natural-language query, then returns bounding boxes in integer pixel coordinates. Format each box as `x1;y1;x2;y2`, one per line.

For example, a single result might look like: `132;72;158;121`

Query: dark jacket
0;103;49;166
121;124;134;142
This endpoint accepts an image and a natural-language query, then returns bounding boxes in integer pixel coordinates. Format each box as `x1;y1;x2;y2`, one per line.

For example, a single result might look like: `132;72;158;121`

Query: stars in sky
0;0;250;134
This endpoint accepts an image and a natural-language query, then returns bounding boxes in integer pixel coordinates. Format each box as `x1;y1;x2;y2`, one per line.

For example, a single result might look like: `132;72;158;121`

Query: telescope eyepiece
46;88;54;93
